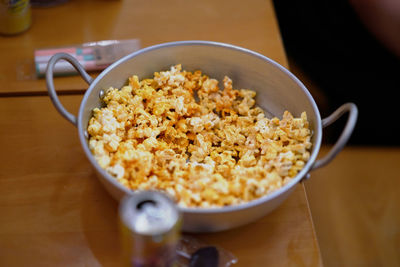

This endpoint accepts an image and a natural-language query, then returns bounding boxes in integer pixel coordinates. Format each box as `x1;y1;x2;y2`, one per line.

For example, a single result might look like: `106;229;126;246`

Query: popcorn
106;164;125;179
87;64;312;208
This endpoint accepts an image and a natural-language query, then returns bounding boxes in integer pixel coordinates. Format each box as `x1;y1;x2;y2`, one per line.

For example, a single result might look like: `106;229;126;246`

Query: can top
119;191;180;235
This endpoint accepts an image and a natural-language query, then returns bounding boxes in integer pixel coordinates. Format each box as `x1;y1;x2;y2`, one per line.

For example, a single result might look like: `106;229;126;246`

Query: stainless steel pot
47;41;358;232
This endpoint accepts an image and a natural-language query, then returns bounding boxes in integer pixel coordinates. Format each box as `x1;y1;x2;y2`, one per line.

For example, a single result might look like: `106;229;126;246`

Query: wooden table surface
0;0;287;95
305;147;400;267
0;0;322;266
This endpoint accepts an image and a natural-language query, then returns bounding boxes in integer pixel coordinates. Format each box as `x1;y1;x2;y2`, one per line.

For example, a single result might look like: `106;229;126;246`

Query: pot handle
46;53;93;126
311;102;358;170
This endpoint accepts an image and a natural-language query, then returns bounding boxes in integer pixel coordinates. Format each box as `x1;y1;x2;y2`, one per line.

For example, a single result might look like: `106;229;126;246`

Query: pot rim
77;40;322;214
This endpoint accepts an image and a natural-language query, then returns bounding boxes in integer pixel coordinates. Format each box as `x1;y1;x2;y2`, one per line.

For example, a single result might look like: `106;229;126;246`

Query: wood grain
0;95;321;266
305;147;400;267
0;0;287;94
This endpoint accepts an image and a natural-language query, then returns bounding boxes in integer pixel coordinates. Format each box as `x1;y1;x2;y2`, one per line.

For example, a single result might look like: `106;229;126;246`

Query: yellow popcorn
87;65;312;207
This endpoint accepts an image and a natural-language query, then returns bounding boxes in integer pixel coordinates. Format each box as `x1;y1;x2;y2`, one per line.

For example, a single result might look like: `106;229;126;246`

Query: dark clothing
273;0;400;145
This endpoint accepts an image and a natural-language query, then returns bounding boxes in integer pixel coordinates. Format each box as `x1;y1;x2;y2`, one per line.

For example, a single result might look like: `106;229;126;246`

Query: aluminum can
0;0;31;35
119;191;181;267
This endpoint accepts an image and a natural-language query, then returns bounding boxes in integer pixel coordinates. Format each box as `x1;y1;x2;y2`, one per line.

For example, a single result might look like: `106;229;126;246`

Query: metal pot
47;41;357;232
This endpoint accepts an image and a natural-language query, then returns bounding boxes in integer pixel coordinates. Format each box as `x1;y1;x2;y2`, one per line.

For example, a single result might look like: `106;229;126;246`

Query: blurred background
273;0;400;146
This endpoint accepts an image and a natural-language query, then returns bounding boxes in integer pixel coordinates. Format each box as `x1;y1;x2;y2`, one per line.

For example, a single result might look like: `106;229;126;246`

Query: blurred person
273;0;400;145
351;0;400;58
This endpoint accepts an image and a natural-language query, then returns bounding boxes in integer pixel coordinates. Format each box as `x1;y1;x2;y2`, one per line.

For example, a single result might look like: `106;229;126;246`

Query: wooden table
0;1;322;266
305;147;400;267
0;0;287;95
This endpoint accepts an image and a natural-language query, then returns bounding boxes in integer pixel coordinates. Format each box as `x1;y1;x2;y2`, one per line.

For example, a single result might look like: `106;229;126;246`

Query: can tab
137;199;157;210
